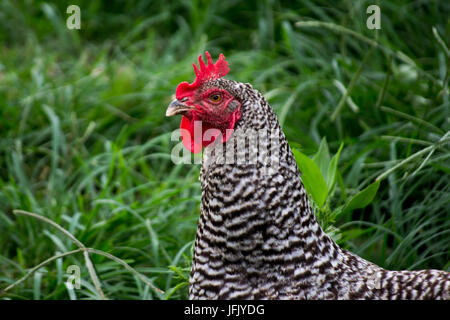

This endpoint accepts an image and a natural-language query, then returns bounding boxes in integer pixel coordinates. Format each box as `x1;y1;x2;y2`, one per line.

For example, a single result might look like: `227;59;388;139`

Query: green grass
0;0;449;299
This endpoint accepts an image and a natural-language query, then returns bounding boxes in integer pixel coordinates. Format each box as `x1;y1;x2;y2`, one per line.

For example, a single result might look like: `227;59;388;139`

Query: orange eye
209;94;222;103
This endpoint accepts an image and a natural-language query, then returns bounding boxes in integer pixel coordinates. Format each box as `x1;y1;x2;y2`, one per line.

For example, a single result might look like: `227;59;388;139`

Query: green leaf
293;149;328;207
336;171;348;203
312;137;331;180
168;265;189;281
326;142;344;192
343;180;380;214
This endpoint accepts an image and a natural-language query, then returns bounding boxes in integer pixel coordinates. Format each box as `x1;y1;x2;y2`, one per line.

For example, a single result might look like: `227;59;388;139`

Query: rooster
166;52;450;300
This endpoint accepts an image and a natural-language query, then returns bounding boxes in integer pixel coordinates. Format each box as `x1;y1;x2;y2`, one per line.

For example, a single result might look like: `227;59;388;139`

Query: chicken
166;52;450;300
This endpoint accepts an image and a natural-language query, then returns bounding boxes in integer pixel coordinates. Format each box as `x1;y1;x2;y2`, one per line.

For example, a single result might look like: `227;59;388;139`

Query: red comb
176;51;229;99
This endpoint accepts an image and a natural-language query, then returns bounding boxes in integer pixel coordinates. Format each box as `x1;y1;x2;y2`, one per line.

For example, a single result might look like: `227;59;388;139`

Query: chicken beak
166;99;191;117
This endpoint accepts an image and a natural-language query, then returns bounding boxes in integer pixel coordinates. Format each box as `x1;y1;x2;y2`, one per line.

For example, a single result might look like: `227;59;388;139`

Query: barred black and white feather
187;79;450;300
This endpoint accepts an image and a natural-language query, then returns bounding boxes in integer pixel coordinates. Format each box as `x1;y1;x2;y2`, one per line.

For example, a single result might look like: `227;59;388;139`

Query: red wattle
180;115;202;154
179;109;241;154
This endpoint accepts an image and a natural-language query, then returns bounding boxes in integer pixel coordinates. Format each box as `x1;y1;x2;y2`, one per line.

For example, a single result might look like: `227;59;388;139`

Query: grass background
0;0;449;299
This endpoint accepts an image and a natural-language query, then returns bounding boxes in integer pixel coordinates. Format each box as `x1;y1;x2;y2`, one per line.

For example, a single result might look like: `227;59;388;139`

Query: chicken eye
209;94;222;103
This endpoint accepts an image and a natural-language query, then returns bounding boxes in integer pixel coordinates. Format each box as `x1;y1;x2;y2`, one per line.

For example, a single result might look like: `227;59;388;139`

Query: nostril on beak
166;99;190;117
